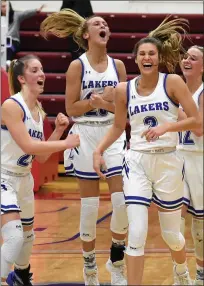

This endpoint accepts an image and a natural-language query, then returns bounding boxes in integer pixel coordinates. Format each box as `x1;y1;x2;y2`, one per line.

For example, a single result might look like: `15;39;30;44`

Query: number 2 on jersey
143;116;158;128
179;131;195;145
17;154;35;167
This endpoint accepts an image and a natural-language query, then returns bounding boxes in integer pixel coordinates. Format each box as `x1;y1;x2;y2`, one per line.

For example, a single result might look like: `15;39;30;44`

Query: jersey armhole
126;81;130;108
1;98;26;130
112;58;120;82
198;90;204;107
78;58;84;82
163;74;179;108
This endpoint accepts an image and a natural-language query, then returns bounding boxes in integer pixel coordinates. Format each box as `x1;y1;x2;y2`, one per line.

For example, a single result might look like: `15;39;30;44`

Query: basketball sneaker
83;267;100;285
194;270;204;285
173;265;192;285
106;259;127;285
6;265;33;286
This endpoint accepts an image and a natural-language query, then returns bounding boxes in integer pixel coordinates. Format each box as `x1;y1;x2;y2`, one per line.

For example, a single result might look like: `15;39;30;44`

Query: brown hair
40;9;96;50
8;54;46;118
133;16;190;73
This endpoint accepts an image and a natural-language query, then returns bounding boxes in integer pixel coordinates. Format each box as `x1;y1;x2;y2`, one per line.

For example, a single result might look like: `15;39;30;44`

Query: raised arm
2;100;79;155
65;60;93;117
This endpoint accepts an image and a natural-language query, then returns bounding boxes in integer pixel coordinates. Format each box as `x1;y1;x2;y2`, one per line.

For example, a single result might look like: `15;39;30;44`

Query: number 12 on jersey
179;131;195;145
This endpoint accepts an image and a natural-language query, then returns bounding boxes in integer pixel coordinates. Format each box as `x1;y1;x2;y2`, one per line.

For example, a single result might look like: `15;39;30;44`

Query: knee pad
1;220;24;277
191;218;203;261
159;210;185;251
126;205;148;256
80;197;99;242
110;192;128;235
15;229;35;269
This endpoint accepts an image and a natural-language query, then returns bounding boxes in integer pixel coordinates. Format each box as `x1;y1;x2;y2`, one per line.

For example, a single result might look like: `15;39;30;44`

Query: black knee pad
110;243;125;263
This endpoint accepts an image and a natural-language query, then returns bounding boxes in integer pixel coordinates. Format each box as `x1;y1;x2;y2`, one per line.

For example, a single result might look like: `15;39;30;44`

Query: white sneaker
194;276;204;285
83;268;100;285
173;266;192;285
106;259;127;285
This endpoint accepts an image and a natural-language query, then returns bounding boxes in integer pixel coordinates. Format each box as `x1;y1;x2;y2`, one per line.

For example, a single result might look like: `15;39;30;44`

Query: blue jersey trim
78;58;84;81
10;97;26;122
1;97;26;130
198;88;204;106
163;74;179;108
126;81;130;109
111;58;119;82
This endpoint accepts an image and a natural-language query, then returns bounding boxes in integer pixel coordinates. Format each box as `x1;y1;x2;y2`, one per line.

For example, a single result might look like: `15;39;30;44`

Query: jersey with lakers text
1;92;44;174
127;73;179;151
71;53;119;123
177;83;203;153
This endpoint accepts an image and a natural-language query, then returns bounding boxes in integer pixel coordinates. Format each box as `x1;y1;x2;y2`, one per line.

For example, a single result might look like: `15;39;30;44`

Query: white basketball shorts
123;149;184;210
64;123;126;180
179;150;203;218
1;171;35;226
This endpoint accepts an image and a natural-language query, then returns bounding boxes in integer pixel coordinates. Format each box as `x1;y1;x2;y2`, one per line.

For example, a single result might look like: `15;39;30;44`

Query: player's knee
110;192;128;234
1;220;24;264
125;205;148;256
126;220;147;256
24;229;35;244
80;197;99;242
192;218;203;260
161;230;185;251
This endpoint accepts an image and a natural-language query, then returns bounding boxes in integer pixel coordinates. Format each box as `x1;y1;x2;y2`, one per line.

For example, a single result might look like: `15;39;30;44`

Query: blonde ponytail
40;9;91;50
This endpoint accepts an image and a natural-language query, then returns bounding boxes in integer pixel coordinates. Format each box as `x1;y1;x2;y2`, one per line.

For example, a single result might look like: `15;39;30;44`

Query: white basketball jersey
177;83;203;152
71;53;119;123
1;92;44;174
128;73;179;151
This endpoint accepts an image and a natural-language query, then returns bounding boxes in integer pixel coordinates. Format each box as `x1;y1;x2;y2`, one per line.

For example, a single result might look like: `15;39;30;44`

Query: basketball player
40;9;128;285
1;54;80;286
93;17;202;285
176;45;203;286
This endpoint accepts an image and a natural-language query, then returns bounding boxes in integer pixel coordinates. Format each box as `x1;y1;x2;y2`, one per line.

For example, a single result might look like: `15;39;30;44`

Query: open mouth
183;65;192;70
143;63;153;68
37;80;44;86
99;31;106;38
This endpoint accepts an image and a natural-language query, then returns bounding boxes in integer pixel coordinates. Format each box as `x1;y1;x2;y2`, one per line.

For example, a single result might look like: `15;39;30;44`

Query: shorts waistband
76;120;113;126
1;168;29;177
136;147;176;154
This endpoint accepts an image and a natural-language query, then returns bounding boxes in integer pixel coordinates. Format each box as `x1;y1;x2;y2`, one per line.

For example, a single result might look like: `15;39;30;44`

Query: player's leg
106;175;128;285
103;132;128;285
183;152;204;285
78;178;100;286
122;150;152;285
153;151;191;285
1;175;24;285
6;173;35;286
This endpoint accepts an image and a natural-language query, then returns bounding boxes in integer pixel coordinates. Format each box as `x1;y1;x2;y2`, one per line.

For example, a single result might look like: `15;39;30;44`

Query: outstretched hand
93;150;107;180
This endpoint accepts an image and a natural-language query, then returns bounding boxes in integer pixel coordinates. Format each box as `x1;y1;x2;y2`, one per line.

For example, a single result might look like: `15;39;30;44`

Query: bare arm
178;92;203;137
193;92;203;136
2;101;79;155
166;75;202;132
142;75;202;141
96;82;127;153
35;114;69;163
65;60;93;117
91;59;127;113
93;82;127;178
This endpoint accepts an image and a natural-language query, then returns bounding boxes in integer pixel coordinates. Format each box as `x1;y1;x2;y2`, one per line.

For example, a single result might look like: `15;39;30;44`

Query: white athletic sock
83;249;97;272
174;261;188;275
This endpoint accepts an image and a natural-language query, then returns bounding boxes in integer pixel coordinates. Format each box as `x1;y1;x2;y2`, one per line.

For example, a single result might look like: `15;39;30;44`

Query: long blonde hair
8;54;46;119
40;9;95;50
133;16;190;73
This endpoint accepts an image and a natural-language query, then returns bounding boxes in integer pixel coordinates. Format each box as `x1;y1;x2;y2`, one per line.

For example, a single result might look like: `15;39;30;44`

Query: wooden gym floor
30;174;196;285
